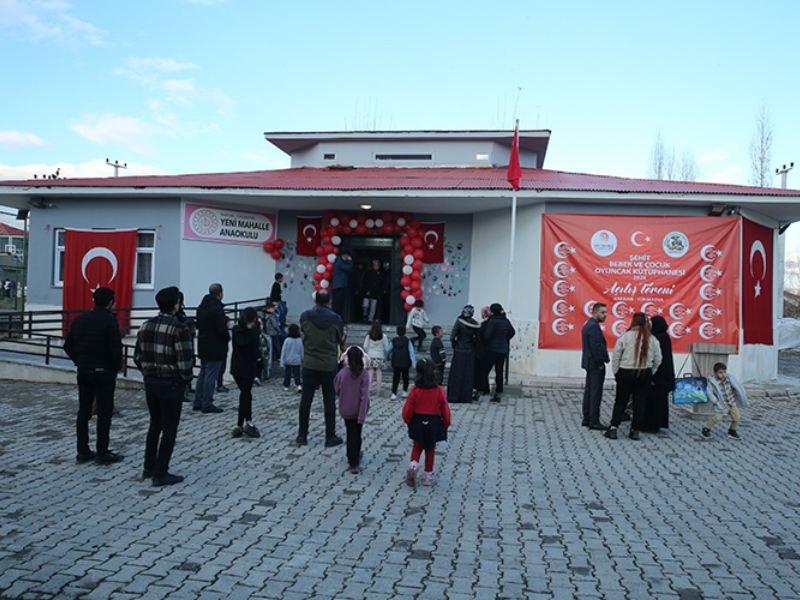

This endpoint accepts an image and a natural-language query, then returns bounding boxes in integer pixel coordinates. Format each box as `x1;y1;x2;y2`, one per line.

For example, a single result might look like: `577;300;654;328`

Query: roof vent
374;153;432;161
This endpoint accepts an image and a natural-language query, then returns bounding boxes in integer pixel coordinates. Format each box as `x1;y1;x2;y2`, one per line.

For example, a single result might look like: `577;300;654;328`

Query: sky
1;0;799;253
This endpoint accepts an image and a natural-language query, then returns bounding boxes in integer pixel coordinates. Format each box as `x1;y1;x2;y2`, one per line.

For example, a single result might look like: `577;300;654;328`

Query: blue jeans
194;360;223;409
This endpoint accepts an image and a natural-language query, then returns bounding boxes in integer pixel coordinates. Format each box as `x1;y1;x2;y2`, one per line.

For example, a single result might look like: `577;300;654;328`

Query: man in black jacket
193;283;229;413
64;287;124;464
482;303;516;403
581;302;609;430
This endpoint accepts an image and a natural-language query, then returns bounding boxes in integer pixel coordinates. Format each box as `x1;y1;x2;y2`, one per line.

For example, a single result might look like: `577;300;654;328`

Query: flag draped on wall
296;216;323;256
742;219;774;345
420;222;445;263
63;229;137;332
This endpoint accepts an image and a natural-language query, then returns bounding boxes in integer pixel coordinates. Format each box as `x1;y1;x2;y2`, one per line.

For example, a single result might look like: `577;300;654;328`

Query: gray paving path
0;377;799;599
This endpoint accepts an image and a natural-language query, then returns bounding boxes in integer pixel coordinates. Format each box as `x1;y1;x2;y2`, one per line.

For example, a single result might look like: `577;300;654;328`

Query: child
335;346;370;474
390;325;416;400
701;362;749;439
402;359;451;487
406;299;431;351
270;272;287;327
231;307;262;438
429;325;446;385
363;320;390;396
280;323;303;391
263;302;283;362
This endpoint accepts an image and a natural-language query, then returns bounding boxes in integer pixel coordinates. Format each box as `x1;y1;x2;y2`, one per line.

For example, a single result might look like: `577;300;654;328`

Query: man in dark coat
193;283;229;413
482;303;516;402
297;290;344;447
331;251;353;318
64;287;124;464
581;302;609;430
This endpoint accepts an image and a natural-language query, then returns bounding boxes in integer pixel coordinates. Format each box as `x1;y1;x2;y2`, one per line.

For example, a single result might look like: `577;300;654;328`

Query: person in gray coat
581;302;609;430
701;362;749;440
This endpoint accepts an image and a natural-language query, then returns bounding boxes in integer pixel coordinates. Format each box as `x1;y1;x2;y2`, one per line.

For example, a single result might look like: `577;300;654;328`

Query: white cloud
699;148;731;166
0;159;167;181
0;0;108;46
0;131;48;147
69;113;154;154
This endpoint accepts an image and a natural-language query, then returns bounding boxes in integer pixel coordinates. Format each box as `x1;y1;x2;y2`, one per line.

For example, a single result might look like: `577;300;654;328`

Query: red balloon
314;283;322;291
271;250;282;260
356;214;366;225
413;249;424;259
274;239;285;250
333;247;340;254
413;260;423;269
400;276;411;287
326;263;334;272
324;245;335;254
411;271;421;281
313;271;323;281
403;304;413;312
411;282;421;292
356;225;368;235
411;238;423;249
403;245;413;255
341;226;352;234
399;236;410;246
264;241;274;252
322;235;331;244
380;225;391;234
315;247;325;256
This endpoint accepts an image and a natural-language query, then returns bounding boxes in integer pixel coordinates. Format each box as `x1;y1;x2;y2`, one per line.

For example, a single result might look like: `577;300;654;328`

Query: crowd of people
63;284;748;489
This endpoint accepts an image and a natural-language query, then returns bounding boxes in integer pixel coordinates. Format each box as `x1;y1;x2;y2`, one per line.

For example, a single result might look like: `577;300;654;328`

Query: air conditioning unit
4;244;16;254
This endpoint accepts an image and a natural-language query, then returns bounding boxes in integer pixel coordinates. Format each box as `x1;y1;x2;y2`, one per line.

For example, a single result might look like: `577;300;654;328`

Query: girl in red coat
402;359;452;487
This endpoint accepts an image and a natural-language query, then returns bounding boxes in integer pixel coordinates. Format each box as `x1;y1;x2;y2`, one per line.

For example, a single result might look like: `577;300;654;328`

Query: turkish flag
296;216;323;256
506;123;521;191
742;218;773;344
63;229;137;333
421;222;445;263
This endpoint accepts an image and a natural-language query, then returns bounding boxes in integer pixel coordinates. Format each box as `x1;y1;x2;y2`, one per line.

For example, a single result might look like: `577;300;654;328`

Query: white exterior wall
178;200;275;308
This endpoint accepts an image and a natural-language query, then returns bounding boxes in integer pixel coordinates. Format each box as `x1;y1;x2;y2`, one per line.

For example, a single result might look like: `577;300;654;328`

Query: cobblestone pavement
1;376;799;600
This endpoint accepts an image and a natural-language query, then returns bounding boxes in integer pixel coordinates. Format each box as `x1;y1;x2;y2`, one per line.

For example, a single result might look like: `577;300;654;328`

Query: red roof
1;167;799;197
0;223;24;236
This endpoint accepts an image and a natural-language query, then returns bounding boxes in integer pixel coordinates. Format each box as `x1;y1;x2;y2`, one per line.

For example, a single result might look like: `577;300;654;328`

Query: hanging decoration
263;237;286;261
311;211;428;312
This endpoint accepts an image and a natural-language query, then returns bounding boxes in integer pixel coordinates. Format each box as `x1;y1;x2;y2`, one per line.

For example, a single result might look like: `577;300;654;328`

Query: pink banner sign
183;203;276;246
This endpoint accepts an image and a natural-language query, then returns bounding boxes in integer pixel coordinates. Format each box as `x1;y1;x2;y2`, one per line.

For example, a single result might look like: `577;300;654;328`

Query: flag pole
507;193;517;315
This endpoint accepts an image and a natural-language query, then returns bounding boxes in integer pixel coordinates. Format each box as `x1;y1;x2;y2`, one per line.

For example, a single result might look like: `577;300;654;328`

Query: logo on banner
553;242;576;259
591;230;617;257
551;318;574;335
668;321;690;339
700;264;722;283
629;228;654;250
700;283;722;301
611;301;631;319
583;300;599;317
611;320;628;337
700;244;723;262
640;302;661;317
668;302;691;320
552;299;574;317
749;240;767;297
553;261;575;278
699;303;722;321
699;322;721;340
552;280;574;297
663;231;689;258
190;209;221;236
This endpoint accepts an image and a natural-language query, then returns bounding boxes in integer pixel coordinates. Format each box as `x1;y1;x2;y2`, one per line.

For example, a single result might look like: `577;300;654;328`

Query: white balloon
327;253;337;263
320;279;330;288
316;264;326;274
375;219;384;227
349;219;358;228
330;217;340;226
397;217;407;226
403;255;415;265
331;235;342;246
365;218;375;228
402;265;413;275
405;295;416;305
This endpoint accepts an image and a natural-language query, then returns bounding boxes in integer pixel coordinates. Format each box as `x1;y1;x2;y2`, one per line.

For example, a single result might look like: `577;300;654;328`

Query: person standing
361;259;383;323
606;312;662;440
231;307;262;439
134;286;194;486
581;302;609;430
193;283;229;413
335;346;371;474
430;326;447;385
297;290;344;447
447;305;481;404
472;306;492;400
64;287;124;464
363;320;390;396
331;251;353;318
175;291;196;402
406;300;431;351
270;272;287;327
482;303;516;403
702;363;749;440
641;316;674;433
280;323;304;391
390;325;417;400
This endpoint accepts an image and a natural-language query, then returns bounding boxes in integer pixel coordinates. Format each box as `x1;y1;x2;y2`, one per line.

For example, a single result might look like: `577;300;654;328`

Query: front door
345;236;403;325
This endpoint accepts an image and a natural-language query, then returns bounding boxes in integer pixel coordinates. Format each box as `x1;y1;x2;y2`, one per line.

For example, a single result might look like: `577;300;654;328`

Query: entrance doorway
344;236;403;325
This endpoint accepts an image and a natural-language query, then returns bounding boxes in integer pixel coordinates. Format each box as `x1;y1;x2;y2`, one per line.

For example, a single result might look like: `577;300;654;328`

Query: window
323;153;336;160
5;243;18;255
53;228;156;288
476;153;489;161
374;153;433;161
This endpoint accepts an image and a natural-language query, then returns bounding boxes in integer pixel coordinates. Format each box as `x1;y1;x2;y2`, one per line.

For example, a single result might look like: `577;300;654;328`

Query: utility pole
106;158;128;177
776;162;794;189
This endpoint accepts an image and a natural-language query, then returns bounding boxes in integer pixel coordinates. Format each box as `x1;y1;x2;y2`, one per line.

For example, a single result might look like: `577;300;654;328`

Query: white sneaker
390;394;397;400
422;472;435;486
296;385;302;392
402;390;408;398
283;386;289;391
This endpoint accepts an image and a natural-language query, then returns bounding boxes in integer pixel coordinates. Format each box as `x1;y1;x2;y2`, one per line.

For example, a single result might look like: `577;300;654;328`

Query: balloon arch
264;211;426;312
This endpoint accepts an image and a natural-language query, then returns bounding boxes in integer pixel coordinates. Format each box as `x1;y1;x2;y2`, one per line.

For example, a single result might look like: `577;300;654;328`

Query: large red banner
296;216;323;256
742;219;773;344
63;229;137;332
421;222;445;263
539;215;740;353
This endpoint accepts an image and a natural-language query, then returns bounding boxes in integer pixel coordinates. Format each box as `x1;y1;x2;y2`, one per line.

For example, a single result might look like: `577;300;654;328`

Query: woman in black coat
641;315;674;432
447;305;481;404
231;307;263;439
472;306;492;400
482;303;516;402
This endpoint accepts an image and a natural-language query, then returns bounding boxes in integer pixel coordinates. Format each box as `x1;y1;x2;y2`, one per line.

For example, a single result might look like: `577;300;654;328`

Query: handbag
672;353;709;404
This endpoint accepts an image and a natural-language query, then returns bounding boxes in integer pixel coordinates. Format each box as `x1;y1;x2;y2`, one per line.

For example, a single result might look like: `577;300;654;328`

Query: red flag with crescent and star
506;121;521;191
296;216;323;256
421;222;445;263
62;229;137;333
742;218;773;344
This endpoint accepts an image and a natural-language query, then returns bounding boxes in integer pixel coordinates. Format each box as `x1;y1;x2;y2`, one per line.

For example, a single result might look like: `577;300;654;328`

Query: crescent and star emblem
749;240;767;297
302;224;318;242
81;247;118;285
630;231;650;248
424;230;439;249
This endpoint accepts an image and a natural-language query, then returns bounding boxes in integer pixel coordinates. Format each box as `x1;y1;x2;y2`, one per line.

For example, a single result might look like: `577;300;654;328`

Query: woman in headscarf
447;305;481;404
606;312;662;440
640;315;674;432
472;306;492;400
